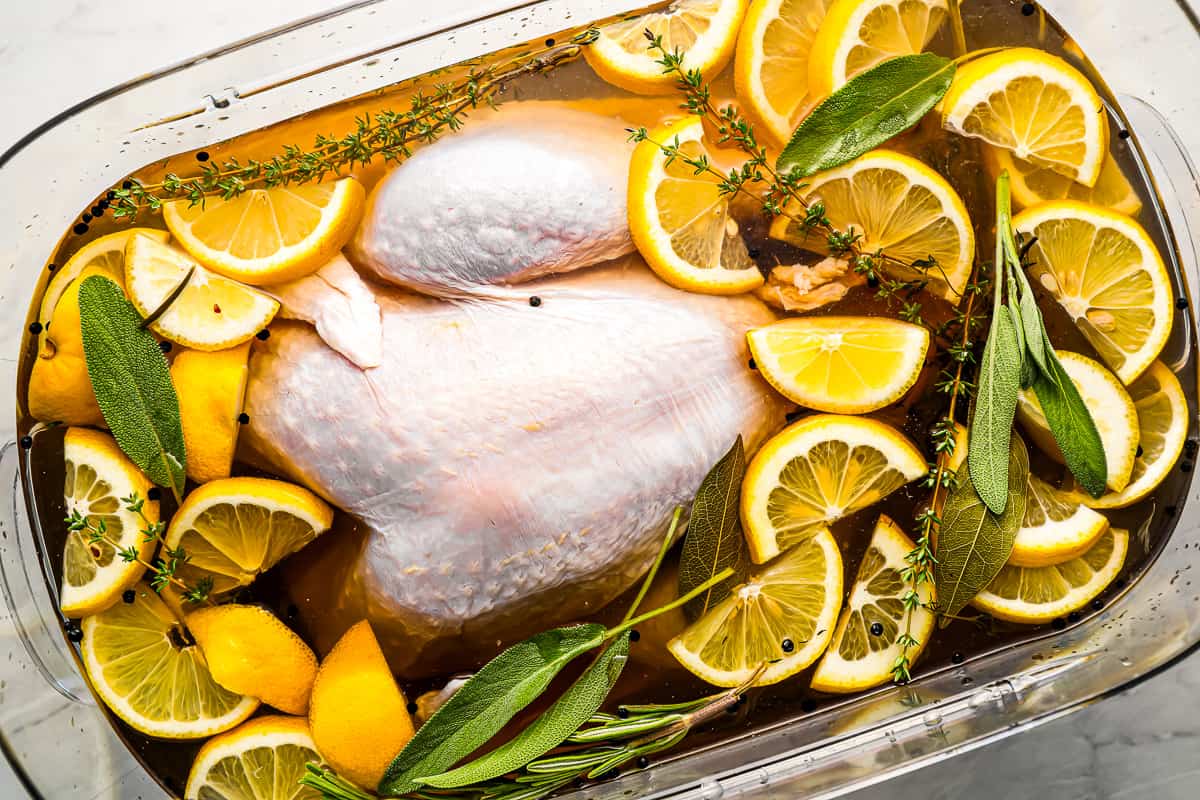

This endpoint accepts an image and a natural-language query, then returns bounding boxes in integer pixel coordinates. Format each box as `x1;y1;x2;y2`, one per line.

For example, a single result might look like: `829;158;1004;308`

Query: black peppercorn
123;589;136;604
629;629;641;642
256;329;271;340
529;296;542;307
869;622;884;636
781;638;794;653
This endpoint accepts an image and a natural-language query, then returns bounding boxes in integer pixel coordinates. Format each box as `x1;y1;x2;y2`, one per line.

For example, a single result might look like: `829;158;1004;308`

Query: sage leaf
1018;287;1045;382
968;304;1022;515
418;634;632;788
679;437;750;620
78;275;186;501
936;436;1029;621
379;623;605;795
777;53;955;178
1030;349;1108;497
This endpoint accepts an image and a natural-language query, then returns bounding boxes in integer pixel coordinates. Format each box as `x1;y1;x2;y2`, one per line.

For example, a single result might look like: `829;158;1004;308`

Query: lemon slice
60;428;159;617
669;528;843;686
172;343;252;484
768;149;974;300
163;178;364;285
38;228;169;338
982;146;1142;217
735;0;835;148
811;515;933;693
1016;350;1138;493
942;48;1108;186
80;586;259;738
185;715;323;800
1013;200;1173;384
628;116;764;294
1010;474;1109;568
747;316;929;413
971;527;1128;624
584;0;748;95
742;414;926;562
125;234;279;351
164;477;334;595
808;0;949;97
1082;361;1188;509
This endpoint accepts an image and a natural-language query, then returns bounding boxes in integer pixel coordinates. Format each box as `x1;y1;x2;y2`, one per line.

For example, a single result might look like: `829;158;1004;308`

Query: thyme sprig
66;491;213;603
107;30;599;217
891;268;987;684
630;31;945;322
300;667;766;800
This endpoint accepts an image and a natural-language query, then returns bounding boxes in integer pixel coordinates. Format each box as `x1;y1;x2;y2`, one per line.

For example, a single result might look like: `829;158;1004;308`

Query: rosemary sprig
106;30;598;217
630;31;943;320
300;668;766;800
891;267;986;684
66;491;213;603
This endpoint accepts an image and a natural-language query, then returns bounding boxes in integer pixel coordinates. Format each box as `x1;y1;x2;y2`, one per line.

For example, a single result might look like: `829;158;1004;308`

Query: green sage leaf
1017;287;1045;383
678;437;750;620
379;623;605;795
418;634;631;788
968;305;1022;515
935;436;1029;621
1030;349;1108;498
776;53;955;178
78;275;186;501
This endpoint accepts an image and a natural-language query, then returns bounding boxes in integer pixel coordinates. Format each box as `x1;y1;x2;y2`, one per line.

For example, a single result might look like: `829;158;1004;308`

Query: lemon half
811;515;933;693
669;528;843;686
185;715;323;800
81;586;259;738
1014;200;1173;385
741;414;927;562
1010;474;1109;568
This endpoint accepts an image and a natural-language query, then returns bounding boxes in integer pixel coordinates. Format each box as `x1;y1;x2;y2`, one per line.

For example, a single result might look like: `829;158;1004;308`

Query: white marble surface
1;1;1199;799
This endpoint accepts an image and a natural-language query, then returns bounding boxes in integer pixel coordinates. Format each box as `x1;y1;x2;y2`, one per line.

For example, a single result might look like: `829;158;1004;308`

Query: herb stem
623;507;682;623
606;567;734;642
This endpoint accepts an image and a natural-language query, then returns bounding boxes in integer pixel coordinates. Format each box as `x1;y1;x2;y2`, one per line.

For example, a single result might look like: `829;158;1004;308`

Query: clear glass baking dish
1;0;1198;798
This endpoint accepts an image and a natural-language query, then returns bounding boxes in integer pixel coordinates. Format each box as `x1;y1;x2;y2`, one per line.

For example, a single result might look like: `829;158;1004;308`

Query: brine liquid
15;0;1198;796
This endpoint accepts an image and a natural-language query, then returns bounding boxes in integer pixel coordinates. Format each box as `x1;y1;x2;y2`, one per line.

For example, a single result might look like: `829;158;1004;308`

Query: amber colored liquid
14;0;1198;795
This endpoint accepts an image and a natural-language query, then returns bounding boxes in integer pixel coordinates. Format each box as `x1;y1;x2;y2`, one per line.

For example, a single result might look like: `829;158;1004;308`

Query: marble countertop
1;2;1198;798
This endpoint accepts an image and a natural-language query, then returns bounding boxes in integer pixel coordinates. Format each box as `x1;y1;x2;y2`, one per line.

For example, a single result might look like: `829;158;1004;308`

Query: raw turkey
241;105;787;676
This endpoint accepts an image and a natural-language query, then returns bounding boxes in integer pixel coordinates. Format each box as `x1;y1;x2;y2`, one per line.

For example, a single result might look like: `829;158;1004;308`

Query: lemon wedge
972;527;1128;624
125;234;279;351
628;116;764;294
185;715;323;800
983;146;1142;217
60;428;159;618
80;585;259;738
808;0;949;97
1082;361;1188;509
741;414;927;562
584;0;748;95
811;515;933;693
735;0;835;148
669;528;843;686
747;316;929;413
187;604;318;716
172;343;252;484
1016;350;1138;493
768;149;974;300
1010;474;1109;568
1013;200;1173;384
942;47;1108;186
164;477;334;595
310;621;415;789
163;178;364;285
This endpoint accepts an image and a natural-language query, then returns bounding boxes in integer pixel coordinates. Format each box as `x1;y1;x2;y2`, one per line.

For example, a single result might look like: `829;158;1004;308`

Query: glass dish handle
1120;94;1200;348
0;438;91;703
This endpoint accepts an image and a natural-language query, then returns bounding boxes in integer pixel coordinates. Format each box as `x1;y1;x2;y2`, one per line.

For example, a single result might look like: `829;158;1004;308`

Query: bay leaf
678;436;750;620
1031;349;1108;498
417;633;631;788
78;275;186;501
379;623;605;795
935;436;1029;621
776;53;955;178
968;304;1022;515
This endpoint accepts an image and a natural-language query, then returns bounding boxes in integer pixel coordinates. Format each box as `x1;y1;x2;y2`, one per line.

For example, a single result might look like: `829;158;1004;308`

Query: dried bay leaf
678;437;750;621
935;436;1029;622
